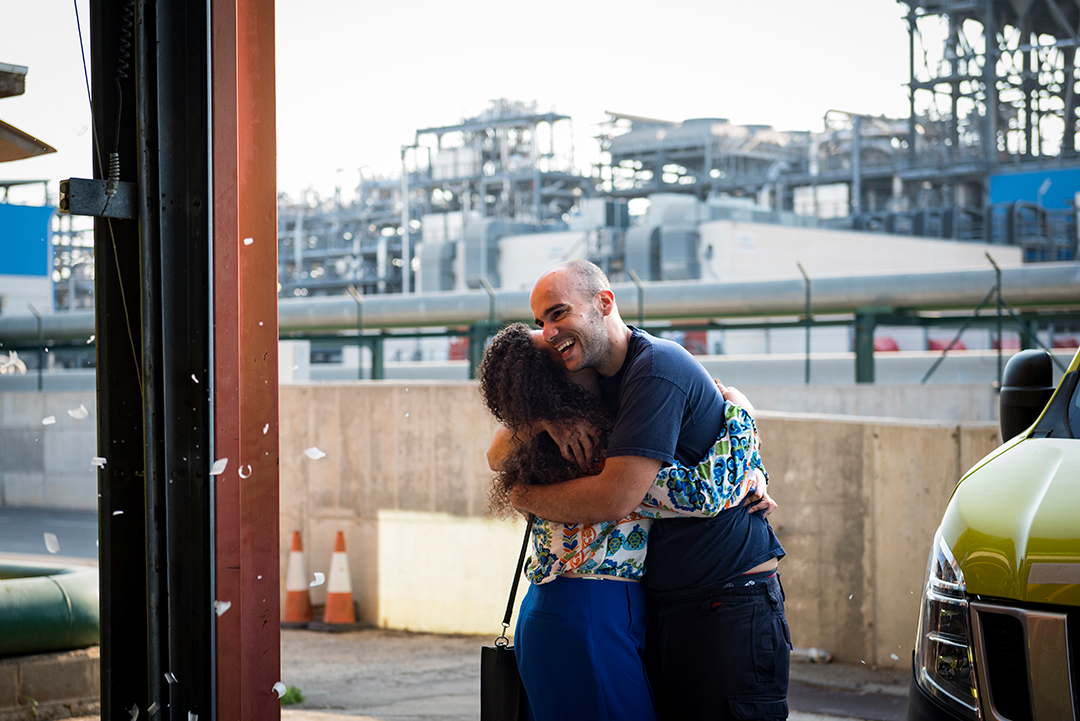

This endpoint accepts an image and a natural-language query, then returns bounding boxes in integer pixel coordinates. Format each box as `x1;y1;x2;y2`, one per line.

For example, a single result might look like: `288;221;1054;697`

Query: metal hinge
59;177;137;219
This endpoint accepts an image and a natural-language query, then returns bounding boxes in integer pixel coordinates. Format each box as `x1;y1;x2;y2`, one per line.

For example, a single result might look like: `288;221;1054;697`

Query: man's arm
509;454;664;525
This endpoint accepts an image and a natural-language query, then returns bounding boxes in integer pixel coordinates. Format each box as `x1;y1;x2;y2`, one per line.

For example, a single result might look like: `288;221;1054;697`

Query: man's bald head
542;260;611;304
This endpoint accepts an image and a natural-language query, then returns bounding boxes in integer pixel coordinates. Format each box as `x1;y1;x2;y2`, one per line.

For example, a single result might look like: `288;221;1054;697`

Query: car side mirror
999;349;1055;441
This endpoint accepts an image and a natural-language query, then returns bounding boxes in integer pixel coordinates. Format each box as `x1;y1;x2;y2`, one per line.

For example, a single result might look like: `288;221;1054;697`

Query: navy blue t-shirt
600;328;785;596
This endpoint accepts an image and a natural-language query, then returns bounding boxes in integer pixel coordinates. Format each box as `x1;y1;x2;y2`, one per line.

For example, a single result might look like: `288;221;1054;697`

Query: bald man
501;260;790;721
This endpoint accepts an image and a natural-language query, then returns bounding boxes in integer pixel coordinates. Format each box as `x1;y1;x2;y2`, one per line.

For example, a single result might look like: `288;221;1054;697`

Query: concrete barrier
0;392;97;509
755;412;999;667
279;383;1001;668
0;377;1004;511
278;382;506;635
0;383;1002;667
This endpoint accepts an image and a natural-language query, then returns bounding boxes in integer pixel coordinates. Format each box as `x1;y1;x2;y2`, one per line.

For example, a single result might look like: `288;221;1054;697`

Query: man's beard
573;304;610;371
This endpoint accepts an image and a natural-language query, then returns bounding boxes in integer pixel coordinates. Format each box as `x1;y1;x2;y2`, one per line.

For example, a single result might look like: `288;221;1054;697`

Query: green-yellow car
907;347;1079;721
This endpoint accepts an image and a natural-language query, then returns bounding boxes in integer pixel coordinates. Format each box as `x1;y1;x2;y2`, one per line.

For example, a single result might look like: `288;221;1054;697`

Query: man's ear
595;289;616;317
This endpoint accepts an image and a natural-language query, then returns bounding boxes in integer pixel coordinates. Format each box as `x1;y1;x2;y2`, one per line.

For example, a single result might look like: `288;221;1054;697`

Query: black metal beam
91;0;149;717
149;0;214;716
93;0;214;719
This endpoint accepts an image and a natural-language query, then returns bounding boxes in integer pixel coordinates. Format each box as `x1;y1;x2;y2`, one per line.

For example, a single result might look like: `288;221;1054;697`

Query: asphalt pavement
278;628;908;721
0;506;98;559
1;505;908;720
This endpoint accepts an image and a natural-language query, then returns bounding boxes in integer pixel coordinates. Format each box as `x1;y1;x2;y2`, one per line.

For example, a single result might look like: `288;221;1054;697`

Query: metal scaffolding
584;2;1080;261
276;100;594;298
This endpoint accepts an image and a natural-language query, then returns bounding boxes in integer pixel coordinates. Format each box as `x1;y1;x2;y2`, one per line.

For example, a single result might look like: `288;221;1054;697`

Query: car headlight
913;530;978;720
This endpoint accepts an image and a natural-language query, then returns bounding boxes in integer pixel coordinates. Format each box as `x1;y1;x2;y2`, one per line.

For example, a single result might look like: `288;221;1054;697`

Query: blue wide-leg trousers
514;576;658;721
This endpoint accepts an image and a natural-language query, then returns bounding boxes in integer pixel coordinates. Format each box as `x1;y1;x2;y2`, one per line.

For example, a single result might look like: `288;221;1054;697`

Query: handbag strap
495;514;533;647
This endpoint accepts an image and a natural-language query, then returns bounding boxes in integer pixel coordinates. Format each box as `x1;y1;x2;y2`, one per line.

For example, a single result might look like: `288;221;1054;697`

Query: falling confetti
92;456;107;467
848;594;853;600
191;374;199;384
165;671;177;684
310;572;325;588
304;447;326;460
68;404;89;420
272;682;287;699
238;464;252;479
42;416;56;425
129;703;139;720
148;702;158;715
243;237;254;246
404;413;410;418
213;600;231;617
257;575;263;580
890;653;899;660
209;458;228;476
87;335;95;344
44;533;60;554
263;423;270;435
113;510;123;516
258;321;264;326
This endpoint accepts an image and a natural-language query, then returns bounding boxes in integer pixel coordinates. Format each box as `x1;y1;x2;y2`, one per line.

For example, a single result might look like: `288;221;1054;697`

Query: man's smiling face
529;268;611;373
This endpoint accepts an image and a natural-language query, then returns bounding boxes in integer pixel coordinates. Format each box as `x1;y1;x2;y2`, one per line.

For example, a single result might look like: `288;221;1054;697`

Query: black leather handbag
479;516;532;721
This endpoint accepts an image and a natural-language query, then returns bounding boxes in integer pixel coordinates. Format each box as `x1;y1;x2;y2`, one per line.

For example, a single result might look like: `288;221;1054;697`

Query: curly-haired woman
478;322;768;721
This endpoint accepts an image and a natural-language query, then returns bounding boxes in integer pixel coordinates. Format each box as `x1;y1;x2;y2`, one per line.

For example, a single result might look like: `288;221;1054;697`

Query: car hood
942;438;1080;607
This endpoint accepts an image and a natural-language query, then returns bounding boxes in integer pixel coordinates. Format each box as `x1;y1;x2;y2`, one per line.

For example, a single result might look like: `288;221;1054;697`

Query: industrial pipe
1;263;1078;341
0;561;99;657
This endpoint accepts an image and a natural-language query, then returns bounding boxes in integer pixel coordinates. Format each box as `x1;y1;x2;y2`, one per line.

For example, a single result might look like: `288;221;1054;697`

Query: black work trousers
646;575;792;721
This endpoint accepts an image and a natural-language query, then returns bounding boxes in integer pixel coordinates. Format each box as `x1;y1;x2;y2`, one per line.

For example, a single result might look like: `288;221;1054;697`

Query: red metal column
212;1;279;718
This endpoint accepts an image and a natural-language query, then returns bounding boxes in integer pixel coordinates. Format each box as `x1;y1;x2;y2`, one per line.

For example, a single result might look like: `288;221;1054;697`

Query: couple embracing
480;261;791;721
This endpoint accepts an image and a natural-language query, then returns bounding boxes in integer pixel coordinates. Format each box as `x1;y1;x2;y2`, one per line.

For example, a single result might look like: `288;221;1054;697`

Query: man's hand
742;470;776;517
537;418;600;472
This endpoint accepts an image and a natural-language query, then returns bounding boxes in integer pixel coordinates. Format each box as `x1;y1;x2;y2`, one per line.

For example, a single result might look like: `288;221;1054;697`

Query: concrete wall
0;378;1007;511
756;412;1000;667
0;383;1005;668
277;382;514;636
742;383;999;422
278;383;1002;668
0;392;97;509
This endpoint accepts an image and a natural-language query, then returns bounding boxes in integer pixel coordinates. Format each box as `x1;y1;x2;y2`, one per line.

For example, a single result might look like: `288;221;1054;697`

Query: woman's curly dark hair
478;323;611;514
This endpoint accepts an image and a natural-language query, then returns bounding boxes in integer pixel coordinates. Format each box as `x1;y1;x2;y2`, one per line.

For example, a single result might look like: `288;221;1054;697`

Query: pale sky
0;0;914;203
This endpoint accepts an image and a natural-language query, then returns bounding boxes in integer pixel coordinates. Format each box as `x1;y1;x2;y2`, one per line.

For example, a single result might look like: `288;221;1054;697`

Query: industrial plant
275;0;1080;305
4;0;1080;380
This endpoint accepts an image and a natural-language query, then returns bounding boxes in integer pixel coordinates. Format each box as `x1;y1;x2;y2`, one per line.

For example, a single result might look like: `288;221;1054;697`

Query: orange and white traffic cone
309;530;361;632
282;530;313;629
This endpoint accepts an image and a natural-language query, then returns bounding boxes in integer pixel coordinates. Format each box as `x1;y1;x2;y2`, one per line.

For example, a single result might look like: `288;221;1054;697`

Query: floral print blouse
523;402;767;585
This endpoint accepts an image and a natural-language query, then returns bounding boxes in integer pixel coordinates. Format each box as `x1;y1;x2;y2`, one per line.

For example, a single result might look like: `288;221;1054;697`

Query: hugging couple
479;260;791;721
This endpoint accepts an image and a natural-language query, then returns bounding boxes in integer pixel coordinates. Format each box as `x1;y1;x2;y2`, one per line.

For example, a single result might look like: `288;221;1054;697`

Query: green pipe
0;561;99;657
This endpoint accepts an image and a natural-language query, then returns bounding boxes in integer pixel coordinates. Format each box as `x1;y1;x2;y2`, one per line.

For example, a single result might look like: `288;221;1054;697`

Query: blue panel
989;167;1080;210
0;204;55;276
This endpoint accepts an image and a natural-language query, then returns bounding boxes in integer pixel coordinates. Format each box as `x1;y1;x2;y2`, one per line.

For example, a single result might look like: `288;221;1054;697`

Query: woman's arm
487;418;601;472
637;401;768;519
